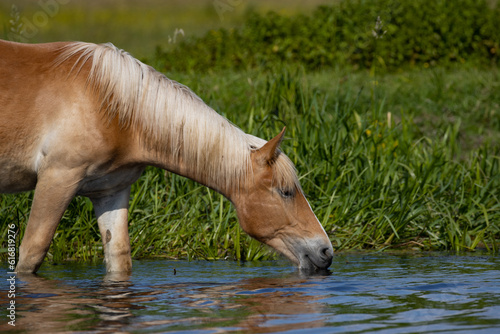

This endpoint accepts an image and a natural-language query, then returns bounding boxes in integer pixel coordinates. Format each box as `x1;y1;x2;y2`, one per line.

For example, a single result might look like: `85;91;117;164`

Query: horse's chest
77;166;145;198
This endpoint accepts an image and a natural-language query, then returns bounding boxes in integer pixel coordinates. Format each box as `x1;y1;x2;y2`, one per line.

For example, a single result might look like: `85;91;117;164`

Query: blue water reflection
1;253;499;333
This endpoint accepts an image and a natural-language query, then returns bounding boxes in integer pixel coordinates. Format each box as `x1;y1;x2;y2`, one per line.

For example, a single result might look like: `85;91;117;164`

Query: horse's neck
54;41;252;197
133;104;249;199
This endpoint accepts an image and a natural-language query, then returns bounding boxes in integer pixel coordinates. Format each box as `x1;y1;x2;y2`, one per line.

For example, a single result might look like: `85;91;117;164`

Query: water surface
1;253;500;333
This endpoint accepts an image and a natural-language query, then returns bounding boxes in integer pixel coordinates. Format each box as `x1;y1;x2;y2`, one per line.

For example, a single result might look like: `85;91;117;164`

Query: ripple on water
1;253;499;333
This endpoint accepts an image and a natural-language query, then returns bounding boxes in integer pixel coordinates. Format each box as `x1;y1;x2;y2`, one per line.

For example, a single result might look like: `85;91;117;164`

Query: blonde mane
55;42;299;192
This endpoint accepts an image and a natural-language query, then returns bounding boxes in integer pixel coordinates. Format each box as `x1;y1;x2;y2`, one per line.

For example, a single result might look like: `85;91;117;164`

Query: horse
0;40;333;274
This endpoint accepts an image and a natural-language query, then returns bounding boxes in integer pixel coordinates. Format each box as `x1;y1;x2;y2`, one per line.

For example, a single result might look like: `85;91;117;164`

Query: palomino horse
0;40;333;273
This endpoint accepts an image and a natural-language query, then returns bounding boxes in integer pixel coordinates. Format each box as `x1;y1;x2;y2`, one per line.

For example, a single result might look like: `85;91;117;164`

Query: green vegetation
155;0;500;71
0;0;329;58
1;0;499;264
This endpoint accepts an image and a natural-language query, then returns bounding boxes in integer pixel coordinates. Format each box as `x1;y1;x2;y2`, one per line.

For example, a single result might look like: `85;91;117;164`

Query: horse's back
0;40;76;123
0;39;71;84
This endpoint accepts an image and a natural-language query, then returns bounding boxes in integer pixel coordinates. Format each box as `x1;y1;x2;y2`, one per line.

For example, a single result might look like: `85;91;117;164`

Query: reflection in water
0;263;329;333
148;276;329;333
0;271;159;333
1;255;500;333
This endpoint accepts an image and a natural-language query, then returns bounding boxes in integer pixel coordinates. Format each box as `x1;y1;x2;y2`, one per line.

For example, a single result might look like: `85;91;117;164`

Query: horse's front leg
91;187;132;273
16;167;84;273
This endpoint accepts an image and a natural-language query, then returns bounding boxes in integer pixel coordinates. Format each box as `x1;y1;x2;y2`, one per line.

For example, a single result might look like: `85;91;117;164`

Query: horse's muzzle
297;239;334;271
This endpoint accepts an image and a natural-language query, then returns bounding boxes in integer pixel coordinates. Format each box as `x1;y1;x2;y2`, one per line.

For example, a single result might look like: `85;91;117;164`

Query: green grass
194;65;500;253
0;0;331;58
1;0;499;265
1;66;498;263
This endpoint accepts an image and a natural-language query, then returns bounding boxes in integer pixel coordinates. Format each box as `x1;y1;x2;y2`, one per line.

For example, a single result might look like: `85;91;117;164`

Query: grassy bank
1;66;498;263
1;0;499;264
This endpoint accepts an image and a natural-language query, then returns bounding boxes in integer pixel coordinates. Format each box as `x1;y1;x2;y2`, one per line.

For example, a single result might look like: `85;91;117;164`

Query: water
1;253;500;333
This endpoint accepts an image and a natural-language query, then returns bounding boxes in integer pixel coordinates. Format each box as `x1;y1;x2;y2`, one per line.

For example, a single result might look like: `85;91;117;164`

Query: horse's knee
16;262;38;273
104;254;132;273
16;255;44;273
103;240;132;272
16;242;50;273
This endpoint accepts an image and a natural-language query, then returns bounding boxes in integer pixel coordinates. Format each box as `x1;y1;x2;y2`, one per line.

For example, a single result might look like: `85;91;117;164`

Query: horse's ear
255;127;286;164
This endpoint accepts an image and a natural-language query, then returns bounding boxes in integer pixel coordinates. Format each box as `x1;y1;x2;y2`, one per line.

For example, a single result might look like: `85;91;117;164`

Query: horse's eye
277;188;295;199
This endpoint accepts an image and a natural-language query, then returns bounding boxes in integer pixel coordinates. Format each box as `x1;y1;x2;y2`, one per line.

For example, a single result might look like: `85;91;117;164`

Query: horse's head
231;128;334;271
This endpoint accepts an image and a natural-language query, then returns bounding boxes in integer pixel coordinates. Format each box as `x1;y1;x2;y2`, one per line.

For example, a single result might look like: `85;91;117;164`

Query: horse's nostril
320;246;333;261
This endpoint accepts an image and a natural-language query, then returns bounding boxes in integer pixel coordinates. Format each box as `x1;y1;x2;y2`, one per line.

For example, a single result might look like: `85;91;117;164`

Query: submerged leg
16;168;83;273
91;187;132;273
